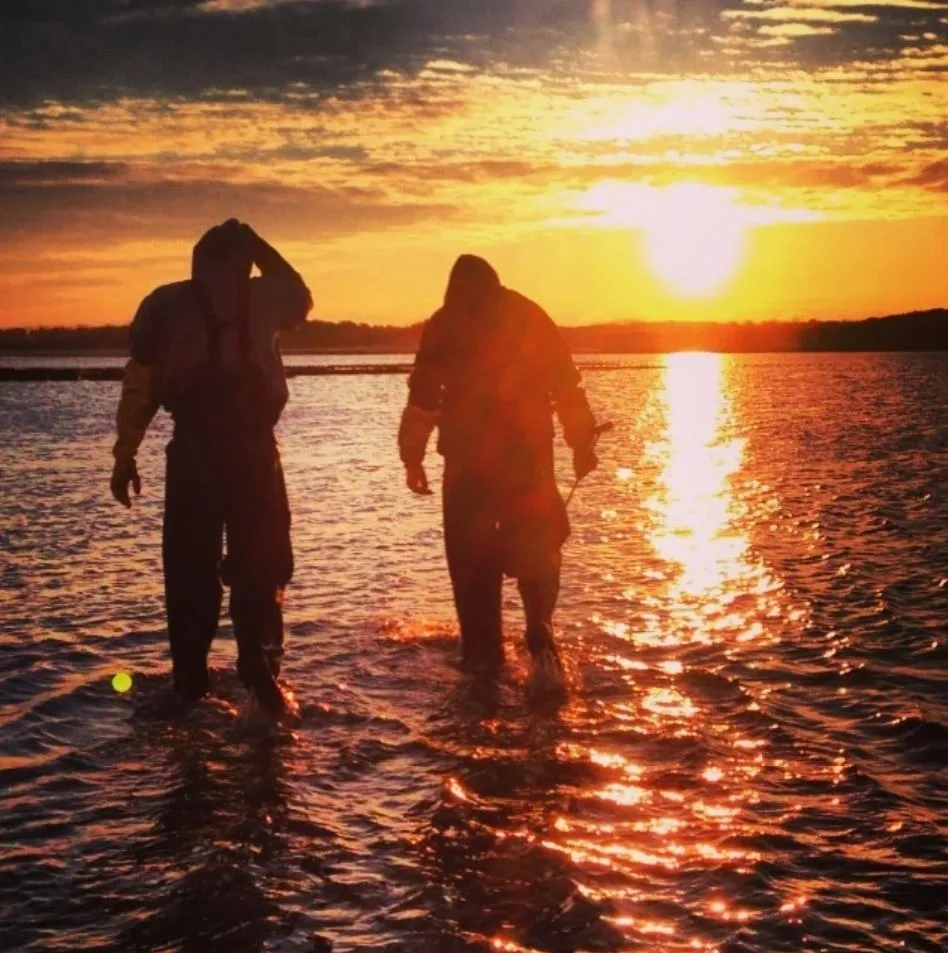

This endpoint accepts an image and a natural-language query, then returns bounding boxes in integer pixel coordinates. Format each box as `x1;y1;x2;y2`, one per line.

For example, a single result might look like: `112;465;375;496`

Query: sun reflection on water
651;352;748;600
626;352;787;652
554;352;799;947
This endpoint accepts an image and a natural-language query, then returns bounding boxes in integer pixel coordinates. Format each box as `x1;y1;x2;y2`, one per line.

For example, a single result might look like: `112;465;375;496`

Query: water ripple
1;353;946;952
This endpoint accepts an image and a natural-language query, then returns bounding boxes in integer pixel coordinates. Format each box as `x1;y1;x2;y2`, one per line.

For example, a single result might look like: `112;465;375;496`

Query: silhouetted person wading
110;220;312;718
398;255;600;698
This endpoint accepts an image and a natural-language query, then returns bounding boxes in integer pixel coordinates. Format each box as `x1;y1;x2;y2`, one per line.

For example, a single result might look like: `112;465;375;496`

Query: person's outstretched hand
111;457;141;507
573;445;599;482
405;463;432;496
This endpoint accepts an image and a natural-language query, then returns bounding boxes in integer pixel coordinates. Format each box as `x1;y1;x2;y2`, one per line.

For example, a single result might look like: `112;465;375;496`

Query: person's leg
517;550;562;656
442;464;504;671
163;442;224;703
230;583;287;713
518;543;569;700
224;443;293;713
500;462;569;665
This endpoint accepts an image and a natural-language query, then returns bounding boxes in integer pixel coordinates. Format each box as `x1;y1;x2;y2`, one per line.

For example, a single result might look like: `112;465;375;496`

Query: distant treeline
559;308;948;353
1;309;945;355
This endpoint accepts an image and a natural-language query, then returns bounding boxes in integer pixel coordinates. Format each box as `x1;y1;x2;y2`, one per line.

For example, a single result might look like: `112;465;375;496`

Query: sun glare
576;182;749;298
644;185;746;298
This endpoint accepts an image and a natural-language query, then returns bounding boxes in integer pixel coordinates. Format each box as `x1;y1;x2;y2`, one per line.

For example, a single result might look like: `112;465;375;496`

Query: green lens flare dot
112;672;133;694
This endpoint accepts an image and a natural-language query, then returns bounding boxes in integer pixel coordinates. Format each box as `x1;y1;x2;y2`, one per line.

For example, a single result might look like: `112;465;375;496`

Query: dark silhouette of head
444;255;501;314
191;219;253;283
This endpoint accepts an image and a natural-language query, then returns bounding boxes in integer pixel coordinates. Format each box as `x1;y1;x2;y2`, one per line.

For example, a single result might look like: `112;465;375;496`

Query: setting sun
644;186;746;298
575;182;750;300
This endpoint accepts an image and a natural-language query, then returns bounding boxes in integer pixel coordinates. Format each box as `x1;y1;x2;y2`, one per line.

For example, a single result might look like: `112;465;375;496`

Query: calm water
1;353;946;953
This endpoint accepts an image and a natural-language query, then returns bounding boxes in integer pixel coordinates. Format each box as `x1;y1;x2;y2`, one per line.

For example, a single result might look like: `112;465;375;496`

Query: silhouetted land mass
1;309;945;355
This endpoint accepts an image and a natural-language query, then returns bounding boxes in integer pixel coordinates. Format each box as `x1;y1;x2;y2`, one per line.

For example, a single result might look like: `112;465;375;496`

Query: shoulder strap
235;278;253;365
191;278;256;367
191;280;221;365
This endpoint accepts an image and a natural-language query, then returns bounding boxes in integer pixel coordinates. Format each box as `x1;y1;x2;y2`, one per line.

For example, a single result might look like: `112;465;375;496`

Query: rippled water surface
2;353;946;953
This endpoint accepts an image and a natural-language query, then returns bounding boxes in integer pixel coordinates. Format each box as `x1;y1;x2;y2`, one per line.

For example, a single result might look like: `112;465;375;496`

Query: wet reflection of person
120;733;291;953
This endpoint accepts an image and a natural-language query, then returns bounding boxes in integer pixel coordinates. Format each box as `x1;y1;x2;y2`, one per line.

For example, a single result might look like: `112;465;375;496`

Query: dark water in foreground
1;353;946;952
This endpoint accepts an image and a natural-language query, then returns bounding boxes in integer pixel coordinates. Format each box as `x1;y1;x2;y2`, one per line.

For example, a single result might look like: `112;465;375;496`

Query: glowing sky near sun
0;1;945;327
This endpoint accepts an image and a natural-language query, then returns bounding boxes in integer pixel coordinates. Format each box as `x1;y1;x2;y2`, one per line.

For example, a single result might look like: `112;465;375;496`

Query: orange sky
0;1;946;328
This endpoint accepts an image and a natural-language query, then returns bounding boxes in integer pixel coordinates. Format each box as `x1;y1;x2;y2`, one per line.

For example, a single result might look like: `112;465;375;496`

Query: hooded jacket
113;227;311;463
401;255;596;476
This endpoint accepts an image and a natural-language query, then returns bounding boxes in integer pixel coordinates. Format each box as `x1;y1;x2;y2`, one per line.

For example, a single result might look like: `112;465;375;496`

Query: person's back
421;289;558;468
407;257;592;478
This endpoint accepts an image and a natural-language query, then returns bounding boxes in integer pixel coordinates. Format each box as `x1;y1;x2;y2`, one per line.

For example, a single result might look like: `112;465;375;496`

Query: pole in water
565;421;615;509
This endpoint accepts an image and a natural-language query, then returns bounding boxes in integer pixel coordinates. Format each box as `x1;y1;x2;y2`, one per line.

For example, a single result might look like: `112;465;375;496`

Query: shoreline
0;308;944;358
1;351;946;382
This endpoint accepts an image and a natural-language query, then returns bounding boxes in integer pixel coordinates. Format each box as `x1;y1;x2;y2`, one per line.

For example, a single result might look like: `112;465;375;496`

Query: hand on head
192;219;259;282
222;218;262;265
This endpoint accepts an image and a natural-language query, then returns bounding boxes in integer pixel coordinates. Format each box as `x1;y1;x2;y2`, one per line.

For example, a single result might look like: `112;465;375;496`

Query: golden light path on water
645;353;789;649
503;353;805;949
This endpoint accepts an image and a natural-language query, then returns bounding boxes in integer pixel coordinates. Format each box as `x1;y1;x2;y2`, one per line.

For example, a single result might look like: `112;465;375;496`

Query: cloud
0;160;128;185
198;0;292;11
0;2;945;278
1;0;945;112
0;144;940;260
0;160;458;248
719;0;946;58
906;156;948;189
759;23;840;35
722;6;879;23
0;0;432;107
795;0;947;8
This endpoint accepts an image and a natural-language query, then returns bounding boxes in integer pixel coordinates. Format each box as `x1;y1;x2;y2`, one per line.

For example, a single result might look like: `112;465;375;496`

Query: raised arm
243;225;313;330
111;294;162;506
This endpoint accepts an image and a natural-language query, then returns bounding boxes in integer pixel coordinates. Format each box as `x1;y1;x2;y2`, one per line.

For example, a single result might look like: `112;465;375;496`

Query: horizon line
1;305;946;335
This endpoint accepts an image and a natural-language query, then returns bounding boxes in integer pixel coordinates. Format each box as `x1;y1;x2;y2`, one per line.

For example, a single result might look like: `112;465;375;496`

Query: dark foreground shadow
117;695;293;953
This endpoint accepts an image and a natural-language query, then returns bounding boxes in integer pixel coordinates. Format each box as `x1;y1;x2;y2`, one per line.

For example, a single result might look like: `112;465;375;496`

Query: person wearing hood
398;255;600;698
109;219;312;718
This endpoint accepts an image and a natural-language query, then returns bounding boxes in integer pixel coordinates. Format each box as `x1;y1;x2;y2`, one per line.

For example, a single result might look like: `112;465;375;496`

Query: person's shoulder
131;281;192;360
425;306;447;328
150;279;192;298
420;306;450;341
503;288;553;329
142;280;194;313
